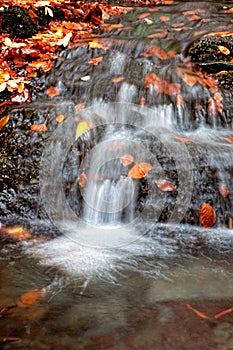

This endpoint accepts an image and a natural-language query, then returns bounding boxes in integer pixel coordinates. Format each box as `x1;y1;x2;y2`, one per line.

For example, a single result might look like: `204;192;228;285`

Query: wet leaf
56;114;65;123
30;123;47;132
226;135;233;143
219;184;229;198
145;73;181;96
128;162;152;179
176;94;184;106
76;121;89;139
200;203;216;228
160;16;170;22
186;304;209;319
0;226;32;240
88;41;103;49
215;307;233;319
57;32;72;47
16;289;45;308
76;103;85;109
0;115;9;131
229;217;233;229
175;136;194;143
218;45;230;55
120;154;134;167
46;86;60;98
112;76;125;83
78;173;88;188
141;45;176;60
89;56;103;66
156;179;175;192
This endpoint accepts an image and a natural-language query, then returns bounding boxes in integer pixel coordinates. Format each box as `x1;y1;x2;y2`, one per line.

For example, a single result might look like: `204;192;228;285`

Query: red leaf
128;162;152;179
145;73;181;96
200;203;216;228
215;307;233;319
141;45;176;60
89;56;103;66
112;76;124;83
156;179;175;192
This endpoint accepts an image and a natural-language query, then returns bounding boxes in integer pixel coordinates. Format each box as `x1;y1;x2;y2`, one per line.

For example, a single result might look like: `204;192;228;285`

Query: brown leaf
175;136;194;143
141;45;176;60
0;226;32;240
78;173;88;188
128;162;152;179
88;41;103;49
160;16;170;22
219;184;229;198
225;135;233;143
56;114;65;123
0;115;9;131
156;179;175;192
30;123;47;132
16;289;45;308
112;76;125;83
120;154;134;167
200;203;216;228
11;88;31;103
46;86;60;98
145;73;181;96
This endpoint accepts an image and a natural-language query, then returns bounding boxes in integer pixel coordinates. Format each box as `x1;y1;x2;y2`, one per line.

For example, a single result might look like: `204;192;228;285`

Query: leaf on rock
78;173;88;188
156;179;175;192
186;304;209;319
112;76;125;83
200;203;216;228
0;226;32;240
16;289;45;308
176;94;184;106
0;115;9;131
128;162;152;179
30;123;47;132
141;45;176;60
120;154;134;167
219;184;229;198
217;45;230;55
175;136;194;143
225;135;233;143
89;56;103;65
88;41;103;49
76;121;89;139
56;114;65;123
145;73;181;96
46;86;60;98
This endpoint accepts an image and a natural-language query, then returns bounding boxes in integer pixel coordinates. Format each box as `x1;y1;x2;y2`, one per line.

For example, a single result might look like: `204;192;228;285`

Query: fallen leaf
215;307;233;319
57;32;72;47
56;114;65;123
187;15;200;21
138;12;151;19
175;136;194;143
186;304;209;319
0;115;9;131
145;73;181;96
141;45;176;60
176;94;184;106
156;179;175;192
200;203;216;228
89;56;103;65
0;226;32;240
78;173;88;188
128;162;152;179
75;103;85;109
88;41;103;49
229;217;233;229
140;97;146;105
219;184;229;198
76;121;89;139
16;289;45;308
30;123;47;132
120;154;134;167
225;135;233;143
160;16;170;22
218;45;230;55
112;76;125;83
46;86;60;98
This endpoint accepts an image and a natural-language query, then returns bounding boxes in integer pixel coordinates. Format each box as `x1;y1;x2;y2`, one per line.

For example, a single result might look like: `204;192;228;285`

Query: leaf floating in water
120;154;134;167
46;86;60;98
0;226;32;240
30;123;47;132
186;304;209;319
219;184;229;198
16;289;45;308
75;121;89;139
156;179;175;192
175;136;194;143
128;162;152;179
112;76;125;83
0;115;9;131
215;307;233;319
78;173;88;188
56;114;65;123
200;203;216;228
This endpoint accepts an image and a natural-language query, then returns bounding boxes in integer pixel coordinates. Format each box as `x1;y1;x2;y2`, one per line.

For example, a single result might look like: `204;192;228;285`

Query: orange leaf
30;124;47;132
88;41;103;49
175;136;194;143
226;135;233;143
145;73;181;96
46;86;60;98
75;103;85;109
160;16;170;22
140;97;146;105
0;115;9;131
0;226;32;240
176;94;184;106
138;12;151;19
120;154;134;167
89;56;103;66
56;114;65;123
219;184;229;198
187;15;200;21
128;162;152;179
156;179;175;192
112;76;125;83
147;31;168;39
141;45;176;60
17;289;45;308
218;45;230;55
200;203;216;228
78;173;88;188
186;304;209;319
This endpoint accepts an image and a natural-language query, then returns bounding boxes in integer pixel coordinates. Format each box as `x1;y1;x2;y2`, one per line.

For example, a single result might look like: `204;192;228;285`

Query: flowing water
1;1;233;349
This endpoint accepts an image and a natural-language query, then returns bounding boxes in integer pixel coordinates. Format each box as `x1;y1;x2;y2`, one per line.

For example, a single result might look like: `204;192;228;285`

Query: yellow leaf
88;41;103;49
218;45;230;55
75;121;89;139
0;225;32;240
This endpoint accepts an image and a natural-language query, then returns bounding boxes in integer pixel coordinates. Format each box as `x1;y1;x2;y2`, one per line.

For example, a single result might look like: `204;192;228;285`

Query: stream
1;1;233;349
